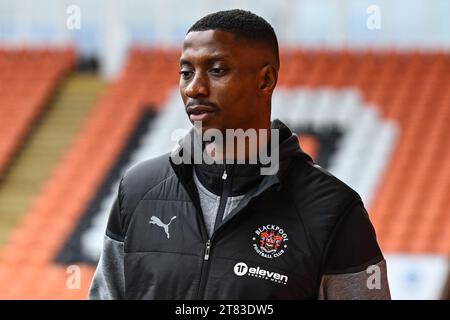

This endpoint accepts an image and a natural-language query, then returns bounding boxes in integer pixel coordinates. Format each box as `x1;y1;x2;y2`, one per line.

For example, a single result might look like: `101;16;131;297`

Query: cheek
179;85;187;103
215;77;256;105
228;85;258;115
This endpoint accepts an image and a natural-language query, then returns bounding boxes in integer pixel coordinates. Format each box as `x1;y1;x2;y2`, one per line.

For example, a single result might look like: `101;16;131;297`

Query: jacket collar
169;119;313;196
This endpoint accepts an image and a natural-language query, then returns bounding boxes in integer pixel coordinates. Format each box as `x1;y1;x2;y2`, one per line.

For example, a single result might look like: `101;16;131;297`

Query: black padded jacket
94;120;386;299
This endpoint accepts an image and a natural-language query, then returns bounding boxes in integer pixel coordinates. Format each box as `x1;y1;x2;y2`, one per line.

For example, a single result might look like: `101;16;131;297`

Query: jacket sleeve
88;187;126;300
318;202;391;300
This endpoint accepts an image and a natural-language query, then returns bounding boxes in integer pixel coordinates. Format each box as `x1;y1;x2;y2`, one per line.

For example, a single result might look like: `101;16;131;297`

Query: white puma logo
149;216;177;239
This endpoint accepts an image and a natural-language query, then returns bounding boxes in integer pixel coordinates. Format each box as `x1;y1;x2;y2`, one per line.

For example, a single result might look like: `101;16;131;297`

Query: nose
184;72;209;98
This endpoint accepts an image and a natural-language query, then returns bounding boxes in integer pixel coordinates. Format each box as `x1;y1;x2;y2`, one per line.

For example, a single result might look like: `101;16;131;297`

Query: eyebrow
179;54;231;67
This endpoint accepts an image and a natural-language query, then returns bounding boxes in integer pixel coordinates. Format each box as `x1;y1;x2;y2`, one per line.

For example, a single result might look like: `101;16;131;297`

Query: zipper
197;238;212;298
213;165;233;232
204;239;211;260
197;164;233;299
195;166;278;299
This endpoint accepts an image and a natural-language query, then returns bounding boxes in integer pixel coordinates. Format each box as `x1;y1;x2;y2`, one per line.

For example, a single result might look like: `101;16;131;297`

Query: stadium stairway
0;74;106;247
0;48;74;177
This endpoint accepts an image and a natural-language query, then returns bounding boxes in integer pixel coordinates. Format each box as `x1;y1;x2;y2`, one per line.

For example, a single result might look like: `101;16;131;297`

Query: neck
205;121;272;163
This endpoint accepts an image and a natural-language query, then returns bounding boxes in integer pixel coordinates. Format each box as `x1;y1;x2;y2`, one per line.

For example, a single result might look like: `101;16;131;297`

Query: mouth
186;105;218;122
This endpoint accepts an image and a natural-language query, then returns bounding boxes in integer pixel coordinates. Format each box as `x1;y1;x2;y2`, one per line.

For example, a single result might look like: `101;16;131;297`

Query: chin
191;121;220;133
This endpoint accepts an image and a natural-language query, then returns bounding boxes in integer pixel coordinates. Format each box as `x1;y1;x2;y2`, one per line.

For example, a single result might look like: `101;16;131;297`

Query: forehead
184;30;238;48
181;30;246;62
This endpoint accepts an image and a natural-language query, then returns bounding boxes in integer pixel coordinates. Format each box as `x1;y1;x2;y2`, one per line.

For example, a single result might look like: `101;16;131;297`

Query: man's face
179;30;266;133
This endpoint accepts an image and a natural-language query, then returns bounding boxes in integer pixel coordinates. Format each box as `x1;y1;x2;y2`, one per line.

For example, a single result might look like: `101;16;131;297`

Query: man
89;9;391;300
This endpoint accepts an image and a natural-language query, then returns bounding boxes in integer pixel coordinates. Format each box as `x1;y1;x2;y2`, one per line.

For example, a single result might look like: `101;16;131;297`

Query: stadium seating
0;48;75;177
0;48;448;299
278;50;450;255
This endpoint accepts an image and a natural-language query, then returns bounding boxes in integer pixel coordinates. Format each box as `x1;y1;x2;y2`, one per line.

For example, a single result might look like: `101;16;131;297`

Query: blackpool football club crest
252;224;288;258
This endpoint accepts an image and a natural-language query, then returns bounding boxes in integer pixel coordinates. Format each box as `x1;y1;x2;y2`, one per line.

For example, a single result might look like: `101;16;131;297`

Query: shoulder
285;157;362;212
119;153;176;213
121;153;174;191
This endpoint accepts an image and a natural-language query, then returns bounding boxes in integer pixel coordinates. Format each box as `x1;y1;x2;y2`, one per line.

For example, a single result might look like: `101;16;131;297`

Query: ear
258;64;278;97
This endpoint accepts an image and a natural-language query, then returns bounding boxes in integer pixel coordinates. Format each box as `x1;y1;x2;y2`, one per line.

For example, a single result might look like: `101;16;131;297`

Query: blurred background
0;0;449;299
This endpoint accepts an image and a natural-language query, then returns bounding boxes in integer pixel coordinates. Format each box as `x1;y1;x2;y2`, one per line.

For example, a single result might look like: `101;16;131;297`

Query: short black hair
188;9;279;68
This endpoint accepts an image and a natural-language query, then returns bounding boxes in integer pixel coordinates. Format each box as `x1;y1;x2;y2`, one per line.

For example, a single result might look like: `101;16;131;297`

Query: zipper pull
222;169;227;180
204;240;211;260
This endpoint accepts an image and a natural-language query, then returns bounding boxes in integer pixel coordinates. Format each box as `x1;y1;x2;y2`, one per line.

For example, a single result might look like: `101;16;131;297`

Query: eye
179;70;194;80
209;68;226;76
